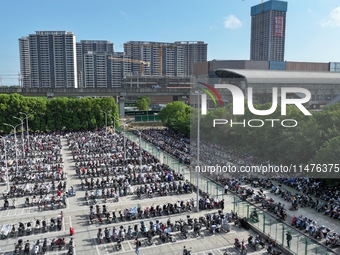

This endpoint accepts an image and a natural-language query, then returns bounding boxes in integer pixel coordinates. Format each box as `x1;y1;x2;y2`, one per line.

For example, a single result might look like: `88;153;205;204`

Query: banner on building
274;16;284;38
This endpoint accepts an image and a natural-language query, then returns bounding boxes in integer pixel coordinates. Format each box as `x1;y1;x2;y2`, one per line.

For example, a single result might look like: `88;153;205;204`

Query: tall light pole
100;110;108;137
13;116;25;158
108;113;116;134
123;120;126;160
19;112;30;151
192;90;202;212
4;123;21;173
196;91;200;212
0;135;9;191
138;130;142;175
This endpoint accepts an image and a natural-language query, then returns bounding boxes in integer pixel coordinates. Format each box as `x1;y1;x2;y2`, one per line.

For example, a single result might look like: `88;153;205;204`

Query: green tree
136;96;151;110
159;101;190;135
199;106;232;144
308;135;340;180
310;135;340;164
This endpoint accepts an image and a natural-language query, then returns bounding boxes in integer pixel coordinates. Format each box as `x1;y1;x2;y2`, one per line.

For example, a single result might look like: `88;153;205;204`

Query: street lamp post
139;130;142;175
100;110;108;136
13;116;25;158
108;114;116;134
123;121;126;160
0;135;9;191
19;112;30;151
4;123;21;173
196;91;200;212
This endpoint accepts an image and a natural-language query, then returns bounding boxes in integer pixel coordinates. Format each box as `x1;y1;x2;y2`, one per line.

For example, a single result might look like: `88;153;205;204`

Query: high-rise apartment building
77;40;111;88
19;31;77;88
250;0;288;62
176;41;207;76
123;41;207;77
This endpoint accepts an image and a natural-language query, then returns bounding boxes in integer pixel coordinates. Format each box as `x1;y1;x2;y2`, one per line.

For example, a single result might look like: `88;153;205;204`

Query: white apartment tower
77;40;132;88
176;41;207;76
19;31;77;88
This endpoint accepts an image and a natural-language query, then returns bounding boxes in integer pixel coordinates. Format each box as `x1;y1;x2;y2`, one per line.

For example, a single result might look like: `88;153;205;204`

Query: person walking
220;199;225;213
134;238;141;255
241;240;247;255
286;231;292;248
224;184;229;194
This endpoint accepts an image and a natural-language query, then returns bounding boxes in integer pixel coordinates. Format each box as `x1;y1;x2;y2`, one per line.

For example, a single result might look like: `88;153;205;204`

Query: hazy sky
0;0;340;85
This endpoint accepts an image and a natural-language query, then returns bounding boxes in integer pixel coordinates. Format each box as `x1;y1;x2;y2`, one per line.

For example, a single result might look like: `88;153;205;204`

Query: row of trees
0;94;118;133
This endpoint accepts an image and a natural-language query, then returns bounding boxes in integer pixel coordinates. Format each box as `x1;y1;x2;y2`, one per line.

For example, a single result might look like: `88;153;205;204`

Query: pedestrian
241;240;247;255
220;199;225;213
60;211;64;221
69;226;74;236
224;184;229;194
134;238;141;255
286;231;292;248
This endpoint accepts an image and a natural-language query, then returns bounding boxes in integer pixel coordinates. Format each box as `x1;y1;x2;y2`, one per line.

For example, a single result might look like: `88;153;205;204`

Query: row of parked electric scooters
233;234;282;255
83;180;191;203
0;216;63;239
88;199;196;225
3;182;60;199
8;168;66;184
13;237;74;255
75;163;165;178
2;193;67;211
96;210;228;250
234;184;289;222
291;215;340;248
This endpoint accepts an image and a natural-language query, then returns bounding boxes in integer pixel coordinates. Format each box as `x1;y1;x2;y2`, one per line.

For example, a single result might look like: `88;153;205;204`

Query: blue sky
0;0;340;85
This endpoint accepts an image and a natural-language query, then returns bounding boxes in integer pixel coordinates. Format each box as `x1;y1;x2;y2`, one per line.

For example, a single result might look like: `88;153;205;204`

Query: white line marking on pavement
127;240;133;250
215;249;224;254
103;242;109;253
94;238;101;255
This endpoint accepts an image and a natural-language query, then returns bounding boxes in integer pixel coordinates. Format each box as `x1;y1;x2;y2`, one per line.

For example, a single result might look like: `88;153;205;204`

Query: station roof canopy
214;69;340;85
